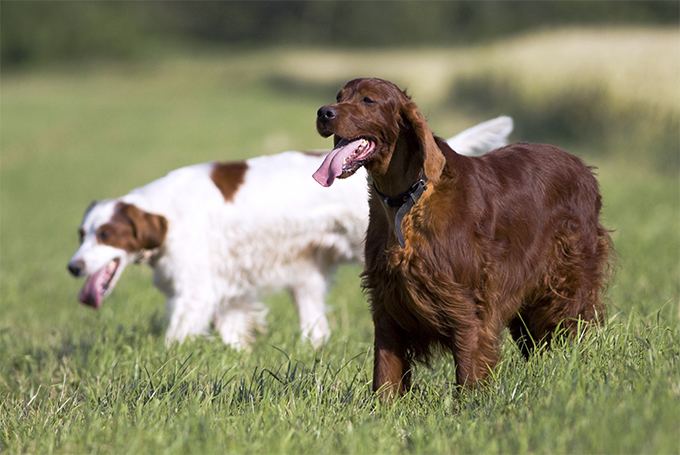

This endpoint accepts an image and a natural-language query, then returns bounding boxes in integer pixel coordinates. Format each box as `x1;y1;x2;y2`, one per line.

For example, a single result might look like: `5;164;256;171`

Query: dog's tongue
78;264;111;309
312;139;364;187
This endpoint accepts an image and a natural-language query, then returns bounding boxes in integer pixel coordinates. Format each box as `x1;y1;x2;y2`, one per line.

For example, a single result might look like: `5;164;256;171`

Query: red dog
313;78;610;397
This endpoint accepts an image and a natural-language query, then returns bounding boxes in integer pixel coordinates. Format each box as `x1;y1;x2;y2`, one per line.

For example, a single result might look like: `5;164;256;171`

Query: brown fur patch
211;161;248;202
97;202;168;252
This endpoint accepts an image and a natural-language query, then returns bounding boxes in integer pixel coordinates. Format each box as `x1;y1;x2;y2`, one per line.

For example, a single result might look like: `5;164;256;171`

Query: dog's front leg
164;294;216;345
450;309;503;387
372;313;411;399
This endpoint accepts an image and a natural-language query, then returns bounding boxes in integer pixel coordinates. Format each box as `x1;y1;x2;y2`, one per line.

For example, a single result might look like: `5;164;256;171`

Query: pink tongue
312;140;363;187
78;266;109;309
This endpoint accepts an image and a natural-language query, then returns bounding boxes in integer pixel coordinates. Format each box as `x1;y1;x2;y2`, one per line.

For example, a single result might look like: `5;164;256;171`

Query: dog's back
208;152;369;289
127;152;367;294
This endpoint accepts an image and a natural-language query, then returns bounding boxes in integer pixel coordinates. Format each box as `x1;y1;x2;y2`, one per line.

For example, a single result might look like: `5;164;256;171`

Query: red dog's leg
372;313;411;398
451;311;504;386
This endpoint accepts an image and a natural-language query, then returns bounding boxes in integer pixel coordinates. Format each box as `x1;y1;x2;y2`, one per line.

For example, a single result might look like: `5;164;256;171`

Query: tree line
2;1;677;67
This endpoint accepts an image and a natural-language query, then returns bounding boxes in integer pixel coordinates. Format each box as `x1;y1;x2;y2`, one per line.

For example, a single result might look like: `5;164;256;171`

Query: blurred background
1;0;678;341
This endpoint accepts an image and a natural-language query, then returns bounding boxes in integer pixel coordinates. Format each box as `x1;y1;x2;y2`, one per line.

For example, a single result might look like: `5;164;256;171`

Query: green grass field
1;29;679;453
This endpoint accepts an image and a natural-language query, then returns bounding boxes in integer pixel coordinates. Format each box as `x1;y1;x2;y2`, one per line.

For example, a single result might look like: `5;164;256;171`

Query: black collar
371;173;428;248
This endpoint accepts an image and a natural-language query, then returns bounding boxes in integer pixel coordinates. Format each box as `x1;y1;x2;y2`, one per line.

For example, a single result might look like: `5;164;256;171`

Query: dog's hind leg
509;288;602;357
291;269;330;348
451;314;504;386
512;222;610;355
509;294;585;356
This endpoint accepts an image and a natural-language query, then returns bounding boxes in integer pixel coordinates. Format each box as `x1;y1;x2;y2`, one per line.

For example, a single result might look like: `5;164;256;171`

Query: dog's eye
363;96;375;105
78;229;85;244
97;230;109;242
336;93;342;102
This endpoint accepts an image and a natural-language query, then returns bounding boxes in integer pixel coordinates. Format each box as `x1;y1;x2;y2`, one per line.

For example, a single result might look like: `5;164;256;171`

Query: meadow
1;28;679;453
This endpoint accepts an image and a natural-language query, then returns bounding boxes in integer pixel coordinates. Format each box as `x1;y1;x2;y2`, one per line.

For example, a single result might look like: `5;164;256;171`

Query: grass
1;27;679;453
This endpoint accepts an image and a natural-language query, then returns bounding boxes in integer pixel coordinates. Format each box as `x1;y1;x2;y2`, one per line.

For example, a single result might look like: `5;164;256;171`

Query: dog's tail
447;116;514;157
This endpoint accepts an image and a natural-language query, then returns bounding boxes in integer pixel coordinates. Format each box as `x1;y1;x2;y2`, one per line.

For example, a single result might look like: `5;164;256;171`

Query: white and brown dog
67;117;513;348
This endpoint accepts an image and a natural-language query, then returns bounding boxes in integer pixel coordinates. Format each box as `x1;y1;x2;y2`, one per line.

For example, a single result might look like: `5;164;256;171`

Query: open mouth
312;137;377;187
78;258;122;309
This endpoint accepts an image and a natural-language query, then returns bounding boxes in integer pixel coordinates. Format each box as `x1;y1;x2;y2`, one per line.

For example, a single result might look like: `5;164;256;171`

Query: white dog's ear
81;200;98;223
400;100;445;183
118;203;168;250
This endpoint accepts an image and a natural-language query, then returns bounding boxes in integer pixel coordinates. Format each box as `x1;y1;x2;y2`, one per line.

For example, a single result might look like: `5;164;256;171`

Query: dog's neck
370;134;424;197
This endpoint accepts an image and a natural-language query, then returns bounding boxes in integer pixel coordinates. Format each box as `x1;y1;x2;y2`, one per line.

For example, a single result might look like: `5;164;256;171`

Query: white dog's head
67;200;168;309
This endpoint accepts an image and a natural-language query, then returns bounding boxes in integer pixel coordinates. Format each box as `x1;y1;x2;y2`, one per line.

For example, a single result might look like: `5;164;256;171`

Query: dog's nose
317;106;336;122
68;259;85;277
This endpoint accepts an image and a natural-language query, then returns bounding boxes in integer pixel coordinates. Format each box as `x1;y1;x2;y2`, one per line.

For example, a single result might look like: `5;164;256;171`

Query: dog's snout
317;106;336;122
68;259;85;277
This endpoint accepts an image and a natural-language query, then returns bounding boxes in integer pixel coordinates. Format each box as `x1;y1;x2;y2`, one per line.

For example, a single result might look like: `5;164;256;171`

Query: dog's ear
81;200;98;222
401;100;445;183
118;203;168;250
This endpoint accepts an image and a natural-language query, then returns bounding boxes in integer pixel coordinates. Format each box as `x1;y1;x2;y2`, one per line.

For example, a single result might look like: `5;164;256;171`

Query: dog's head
67;200;168;309
313;77;444;186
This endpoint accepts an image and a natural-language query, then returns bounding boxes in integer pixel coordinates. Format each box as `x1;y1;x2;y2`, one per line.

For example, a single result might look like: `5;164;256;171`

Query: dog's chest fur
366;189;467;341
